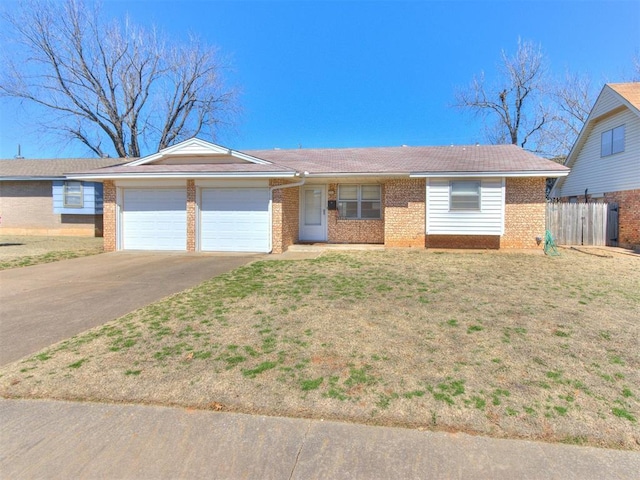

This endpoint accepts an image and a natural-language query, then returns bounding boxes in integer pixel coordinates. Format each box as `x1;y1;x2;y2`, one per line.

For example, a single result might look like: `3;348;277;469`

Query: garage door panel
200;188;270;252
122;189;187;251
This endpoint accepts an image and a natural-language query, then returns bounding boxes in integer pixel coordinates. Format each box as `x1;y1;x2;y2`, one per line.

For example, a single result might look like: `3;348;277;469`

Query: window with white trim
601;125;625;157
450;181;480;211
337;184;381;219
63;181;83;208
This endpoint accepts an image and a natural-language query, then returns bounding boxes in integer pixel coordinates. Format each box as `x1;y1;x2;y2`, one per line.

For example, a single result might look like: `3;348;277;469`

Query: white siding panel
591;88;626;119
200;188;270;252
560;110;640;196
122;189;187;250
427;178;504;235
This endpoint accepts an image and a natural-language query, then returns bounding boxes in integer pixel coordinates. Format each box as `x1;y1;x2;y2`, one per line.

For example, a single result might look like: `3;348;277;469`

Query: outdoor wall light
536;236;542;245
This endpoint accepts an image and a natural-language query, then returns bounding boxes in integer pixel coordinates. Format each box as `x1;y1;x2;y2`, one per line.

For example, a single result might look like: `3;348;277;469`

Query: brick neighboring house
550;82;640;249
0;158;123;236
70;138;568;253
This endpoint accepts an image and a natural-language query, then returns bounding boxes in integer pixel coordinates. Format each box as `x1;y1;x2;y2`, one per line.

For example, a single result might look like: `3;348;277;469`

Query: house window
63;181;83;208
450;181;481;210
601;125;625;156
337;184;381;219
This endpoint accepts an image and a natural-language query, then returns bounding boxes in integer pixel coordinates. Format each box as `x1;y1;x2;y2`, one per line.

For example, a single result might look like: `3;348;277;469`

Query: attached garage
200;188;270;252
121;188;187;250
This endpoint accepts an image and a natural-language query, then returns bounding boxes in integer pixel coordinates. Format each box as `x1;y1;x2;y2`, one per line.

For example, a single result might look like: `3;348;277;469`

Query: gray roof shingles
1;144;569;177
247;144;569;174
0;158;125;178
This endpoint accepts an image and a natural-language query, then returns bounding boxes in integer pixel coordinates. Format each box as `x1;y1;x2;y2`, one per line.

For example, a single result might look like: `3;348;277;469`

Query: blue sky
0;0;638;158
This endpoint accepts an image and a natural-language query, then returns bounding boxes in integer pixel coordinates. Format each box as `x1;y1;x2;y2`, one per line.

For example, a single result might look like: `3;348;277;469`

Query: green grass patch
242;361;278;378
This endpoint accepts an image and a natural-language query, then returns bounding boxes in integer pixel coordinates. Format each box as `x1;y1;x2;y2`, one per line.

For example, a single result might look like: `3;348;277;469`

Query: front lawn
0;236;103;270
1;249;638;449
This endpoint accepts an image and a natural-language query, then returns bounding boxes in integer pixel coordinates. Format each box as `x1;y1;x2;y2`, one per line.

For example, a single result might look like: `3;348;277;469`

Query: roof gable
551;82;640;196
126;138;272;166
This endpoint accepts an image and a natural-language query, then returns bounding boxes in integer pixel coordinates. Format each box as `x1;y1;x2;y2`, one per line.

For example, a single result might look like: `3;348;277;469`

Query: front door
300;185;327;241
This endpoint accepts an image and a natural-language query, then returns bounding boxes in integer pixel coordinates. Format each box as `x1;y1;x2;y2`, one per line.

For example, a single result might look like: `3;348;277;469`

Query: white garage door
122;189;187;250
200;188;270;252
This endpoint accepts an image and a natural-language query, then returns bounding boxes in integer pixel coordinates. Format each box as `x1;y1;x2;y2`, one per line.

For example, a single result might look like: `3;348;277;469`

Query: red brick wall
270;180;299;253
103;180;116;251
426;235;500;249
603;188;640;248
384;179;426;247
186;180;196;252
502;177;546;249
327;183;385;243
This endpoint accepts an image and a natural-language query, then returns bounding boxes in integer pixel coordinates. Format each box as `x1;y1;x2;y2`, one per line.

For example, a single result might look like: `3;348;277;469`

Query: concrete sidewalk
1;399;638;479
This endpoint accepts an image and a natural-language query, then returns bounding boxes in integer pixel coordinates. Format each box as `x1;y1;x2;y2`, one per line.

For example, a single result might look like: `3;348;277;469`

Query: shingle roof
88;163;296;174
608;82;640;111
247;144;568;175
3;144;568;179
0;158;125;179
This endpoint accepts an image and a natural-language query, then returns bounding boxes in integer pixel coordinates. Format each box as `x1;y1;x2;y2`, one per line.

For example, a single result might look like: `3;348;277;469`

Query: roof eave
0;176;65;181
410;171;569;178
67;172;298;180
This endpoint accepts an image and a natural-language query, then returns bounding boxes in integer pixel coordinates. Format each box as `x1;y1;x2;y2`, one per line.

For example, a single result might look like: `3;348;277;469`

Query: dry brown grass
0;236;103;269
1;249;638;449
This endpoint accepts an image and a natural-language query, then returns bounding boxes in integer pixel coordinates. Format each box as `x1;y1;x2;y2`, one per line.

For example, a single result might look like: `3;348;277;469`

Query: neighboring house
550;82;640;249
70;138;568;253
0;159;123;236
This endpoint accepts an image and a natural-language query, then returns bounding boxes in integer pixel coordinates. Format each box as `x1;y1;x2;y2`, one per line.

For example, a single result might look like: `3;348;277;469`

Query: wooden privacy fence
546;202;618;246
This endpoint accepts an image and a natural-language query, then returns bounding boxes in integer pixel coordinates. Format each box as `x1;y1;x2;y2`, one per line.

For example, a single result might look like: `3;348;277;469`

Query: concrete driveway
0;252;260;365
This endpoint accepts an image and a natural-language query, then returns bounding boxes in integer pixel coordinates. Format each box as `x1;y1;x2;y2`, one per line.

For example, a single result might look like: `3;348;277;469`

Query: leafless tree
545;72;596;158
0;0;238;157
455;38;556;155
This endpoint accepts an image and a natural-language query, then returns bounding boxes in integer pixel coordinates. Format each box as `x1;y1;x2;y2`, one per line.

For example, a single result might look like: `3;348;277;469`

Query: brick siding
501;177;546;249
270;180;299;254
603;189;640;249
383;179;426;247
103;180;116;251
0;180;98;236
327;183;385;243
186;180;196;251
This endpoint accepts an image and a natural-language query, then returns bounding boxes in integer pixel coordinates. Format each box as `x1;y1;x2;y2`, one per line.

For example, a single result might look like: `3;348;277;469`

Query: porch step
286;243;385;252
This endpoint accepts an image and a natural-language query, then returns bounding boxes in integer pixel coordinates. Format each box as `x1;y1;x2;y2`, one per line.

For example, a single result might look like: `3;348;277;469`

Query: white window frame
337;184;381;219
449;180;481;211
601;125;625;157
63;181;84;208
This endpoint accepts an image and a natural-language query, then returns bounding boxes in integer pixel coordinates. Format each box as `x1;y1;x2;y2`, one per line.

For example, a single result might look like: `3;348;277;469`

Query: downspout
268;171;308;253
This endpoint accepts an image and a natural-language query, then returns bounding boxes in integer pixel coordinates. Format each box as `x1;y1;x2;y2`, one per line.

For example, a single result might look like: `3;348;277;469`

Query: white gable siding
427;178;504;234
559;109;640;196
590;88;626;118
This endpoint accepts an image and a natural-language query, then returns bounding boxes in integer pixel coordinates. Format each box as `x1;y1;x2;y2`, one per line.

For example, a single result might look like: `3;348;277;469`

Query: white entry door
300;185;327;241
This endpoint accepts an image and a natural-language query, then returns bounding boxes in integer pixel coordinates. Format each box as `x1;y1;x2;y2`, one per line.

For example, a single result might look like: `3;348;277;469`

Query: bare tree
455;38;553;154
0;0;238;157
545;72;595;158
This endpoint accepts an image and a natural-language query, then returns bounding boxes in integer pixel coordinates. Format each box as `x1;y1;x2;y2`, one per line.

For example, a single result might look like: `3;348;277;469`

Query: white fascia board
67;172;297;181
126;139;272;166
1;176;63;181
410;171;569;178
306;172;408;178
